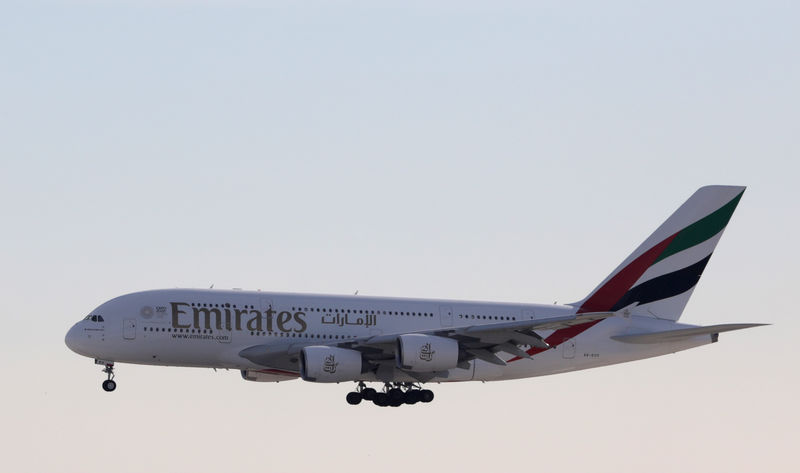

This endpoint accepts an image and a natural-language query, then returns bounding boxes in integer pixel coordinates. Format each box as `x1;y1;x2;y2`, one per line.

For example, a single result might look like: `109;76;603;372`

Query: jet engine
300;346;363;382
396;334;459;372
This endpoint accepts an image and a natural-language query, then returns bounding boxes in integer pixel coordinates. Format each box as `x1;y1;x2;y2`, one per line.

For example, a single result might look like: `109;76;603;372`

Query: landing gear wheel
405;390;421;404
356;382;432;407
390;396;405;407
386;386;407;407
420;389;434;403
346;392;362;405
373;392;389;407
387;388;404;403
100;362;116;392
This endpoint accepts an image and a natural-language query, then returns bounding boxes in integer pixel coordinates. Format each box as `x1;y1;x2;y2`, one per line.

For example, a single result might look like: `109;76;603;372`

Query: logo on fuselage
169;302;307;334
323;355;338;374
419;342;435;362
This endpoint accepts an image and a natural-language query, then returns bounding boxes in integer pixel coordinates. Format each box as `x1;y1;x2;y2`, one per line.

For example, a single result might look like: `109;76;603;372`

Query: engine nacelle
396;334;459;372
300;346;363;382
240;369;299;383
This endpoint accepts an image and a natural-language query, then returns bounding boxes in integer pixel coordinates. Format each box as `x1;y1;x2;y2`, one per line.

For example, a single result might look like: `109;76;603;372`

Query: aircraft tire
405;390;421;404
346;392;362;405
387;388;404;403
102;380;117;392
420;389;434;403
390;395;405;407
373;392;389;407
361;387;376;401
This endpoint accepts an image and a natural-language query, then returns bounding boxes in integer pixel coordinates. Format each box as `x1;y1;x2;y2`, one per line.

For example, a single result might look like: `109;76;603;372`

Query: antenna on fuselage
210;283;214;289
354;289;359;295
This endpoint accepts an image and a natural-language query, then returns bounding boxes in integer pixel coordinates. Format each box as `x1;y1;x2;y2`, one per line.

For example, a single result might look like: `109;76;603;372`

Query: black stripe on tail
610;255;713;312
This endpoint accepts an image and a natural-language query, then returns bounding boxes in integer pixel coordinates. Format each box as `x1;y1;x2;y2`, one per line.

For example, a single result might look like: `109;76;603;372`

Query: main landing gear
346;382;434;407
101;362;116;392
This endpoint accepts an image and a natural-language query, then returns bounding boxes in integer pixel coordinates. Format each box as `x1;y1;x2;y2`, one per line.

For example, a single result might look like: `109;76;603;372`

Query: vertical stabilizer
572;186;745;320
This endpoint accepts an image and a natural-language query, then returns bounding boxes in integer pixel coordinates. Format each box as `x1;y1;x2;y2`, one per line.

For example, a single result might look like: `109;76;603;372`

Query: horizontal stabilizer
611;323;767;344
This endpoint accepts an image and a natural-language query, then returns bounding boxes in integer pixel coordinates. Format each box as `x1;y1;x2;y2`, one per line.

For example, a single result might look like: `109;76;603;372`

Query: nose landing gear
100;362;116;392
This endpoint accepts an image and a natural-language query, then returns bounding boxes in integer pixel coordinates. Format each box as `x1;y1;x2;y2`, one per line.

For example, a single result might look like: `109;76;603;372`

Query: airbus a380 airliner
66;186;764;407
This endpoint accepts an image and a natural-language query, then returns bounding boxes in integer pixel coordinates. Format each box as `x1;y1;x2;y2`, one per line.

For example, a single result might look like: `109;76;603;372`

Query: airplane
65;185;765;407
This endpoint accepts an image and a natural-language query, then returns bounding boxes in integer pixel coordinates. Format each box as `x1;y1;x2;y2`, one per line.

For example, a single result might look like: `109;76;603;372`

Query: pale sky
1;2;798;472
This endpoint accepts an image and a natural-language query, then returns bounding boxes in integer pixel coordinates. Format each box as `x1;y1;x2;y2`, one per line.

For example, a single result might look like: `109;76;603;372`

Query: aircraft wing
610;323;767;344
238;311;615;376
352;311;614;363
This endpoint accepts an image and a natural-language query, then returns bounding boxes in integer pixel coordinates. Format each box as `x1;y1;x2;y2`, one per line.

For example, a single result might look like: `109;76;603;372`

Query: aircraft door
562;338;576;359
123;319;136;340
439;306;453;327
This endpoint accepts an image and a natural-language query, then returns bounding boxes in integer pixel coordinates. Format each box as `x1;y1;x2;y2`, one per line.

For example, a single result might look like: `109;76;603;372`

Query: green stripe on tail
655;190;744;263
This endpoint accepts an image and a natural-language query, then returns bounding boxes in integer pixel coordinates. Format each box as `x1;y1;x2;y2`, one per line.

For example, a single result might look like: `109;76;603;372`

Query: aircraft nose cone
65;323;88;355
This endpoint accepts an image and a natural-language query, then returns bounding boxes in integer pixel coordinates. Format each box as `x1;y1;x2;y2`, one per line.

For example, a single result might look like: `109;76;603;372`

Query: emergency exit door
123;319;136;340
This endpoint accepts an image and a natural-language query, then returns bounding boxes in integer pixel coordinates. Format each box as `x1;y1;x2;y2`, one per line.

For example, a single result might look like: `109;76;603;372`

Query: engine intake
396;334;459;372
300;346;363;383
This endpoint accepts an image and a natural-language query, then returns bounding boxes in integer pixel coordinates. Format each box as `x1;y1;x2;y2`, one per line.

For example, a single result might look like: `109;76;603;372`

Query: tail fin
572;185;745;320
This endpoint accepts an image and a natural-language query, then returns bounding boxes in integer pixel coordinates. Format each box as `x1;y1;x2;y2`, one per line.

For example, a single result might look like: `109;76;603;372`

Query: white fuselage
65;288;711;383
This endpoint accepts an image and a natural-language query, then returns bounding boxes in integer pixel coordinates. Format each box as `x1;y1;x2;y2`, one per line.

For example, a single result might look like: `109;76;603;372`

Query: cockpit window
84;315;104;322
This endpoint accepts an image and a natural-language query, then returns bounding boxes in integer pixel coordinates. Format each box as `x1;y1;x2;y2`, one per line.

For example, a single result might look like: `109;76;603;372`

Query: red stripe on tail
577;232;677;313
508;233;677;363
